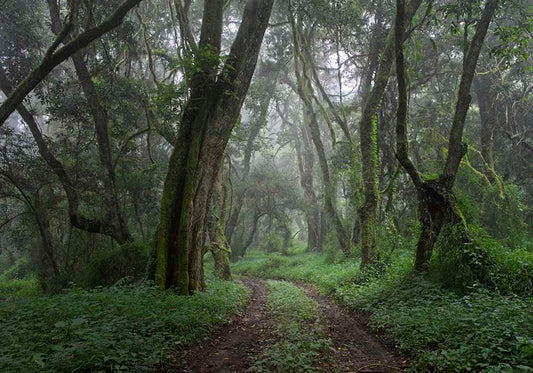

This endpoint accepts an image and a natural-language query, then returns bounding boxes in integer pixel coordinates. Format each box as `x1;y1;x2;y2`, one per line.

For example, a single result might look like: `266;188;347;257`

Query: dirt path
180;278;271;372
179;278;405;372
304;286;407;372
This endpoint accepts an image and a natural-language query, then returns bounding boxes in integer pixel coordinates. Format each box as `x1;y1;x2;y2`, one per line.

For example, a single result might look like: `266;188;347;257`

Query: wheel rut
180;277;271;372
303;285;407;372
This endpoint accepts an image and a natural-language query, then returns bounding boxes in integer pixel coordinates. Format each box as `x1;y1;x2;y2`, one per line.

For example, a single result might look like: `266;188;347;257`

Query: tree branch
0;0;143;125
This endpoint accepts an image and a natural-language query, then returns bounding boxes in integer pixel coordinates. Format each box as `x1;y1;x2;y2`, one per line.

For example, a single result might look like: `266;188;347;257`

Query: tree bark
207;166;232;280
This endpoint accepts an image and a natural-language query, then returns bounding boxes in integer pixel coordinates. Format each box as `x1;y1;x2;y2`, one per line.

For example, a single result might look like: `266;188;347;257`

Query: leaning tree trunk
155;0;274;293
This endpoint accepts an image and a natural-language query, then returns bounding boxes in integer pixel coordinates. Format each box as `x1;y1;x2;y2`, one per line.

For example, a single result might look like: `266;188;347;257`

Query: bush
84;241;150;288
430;224;533;295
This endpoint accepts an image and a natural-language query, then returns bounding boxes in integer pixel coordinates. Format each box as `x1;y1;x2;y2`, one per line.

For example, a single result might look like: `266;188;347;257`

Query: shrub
84;241;150;288
430;224;533;295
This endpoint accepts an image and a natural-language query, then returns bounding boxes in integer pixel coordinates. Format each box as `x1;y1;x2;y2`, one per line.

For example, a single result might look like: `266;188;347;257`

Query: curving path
178;278;406;372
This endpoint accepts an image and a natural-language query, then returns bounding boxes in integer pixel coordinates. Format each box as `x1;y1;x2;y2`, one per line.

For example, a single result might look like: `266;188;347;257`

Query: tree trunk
155;0;274;293
295;122;322;251
358;0;423;266
33;189;60;277
414;181;454;271
473;74;497;179
207;165;232;280
394;0;498;271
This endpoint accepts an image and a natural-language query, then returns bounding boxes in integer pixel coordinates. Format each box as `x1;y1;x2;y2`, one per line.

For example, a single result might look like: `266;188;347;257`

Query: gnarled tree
394;0;498;271
155;0;275;294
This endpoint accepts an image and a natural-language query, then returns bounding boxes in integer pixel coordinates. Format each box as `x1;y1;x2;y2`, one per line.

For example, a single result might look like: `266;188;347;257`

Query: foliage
83;241;151;288
431;224;533;295
0;277;249;372
342;272;533;372
0;275;41;297
252;280;331;372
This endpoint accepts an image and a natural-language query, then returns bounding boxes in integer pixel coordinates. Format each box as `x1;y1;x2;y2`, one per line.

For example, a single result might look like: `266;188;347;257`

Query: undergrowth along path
180;278;271;372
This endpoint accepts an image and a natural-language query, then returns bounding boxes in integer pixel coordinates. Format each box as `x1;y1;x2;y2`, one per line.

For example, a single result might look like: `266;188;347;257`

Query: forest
0;0;532;371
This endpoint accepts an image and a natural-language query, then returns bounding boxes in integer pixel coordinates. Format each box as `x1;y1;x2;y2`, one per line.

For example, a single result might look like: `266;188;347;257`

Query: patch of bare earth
178;278;271;373
304;286;408;373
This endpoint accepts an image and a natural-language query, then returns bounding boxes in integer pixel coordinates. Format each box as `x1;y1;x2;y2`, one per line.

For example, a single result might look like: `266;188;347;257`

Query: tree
289;3;351;255
0;0;143;125
155;0;275;294
358;0;423;266
394;0;499;271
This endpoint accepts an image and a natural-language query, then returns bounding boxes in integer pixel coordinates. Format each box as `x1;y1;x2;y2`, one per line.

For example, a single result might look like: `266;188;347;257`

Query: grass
252;280;331;372
232;246;360;293
0;276;249;372
234;248;533;372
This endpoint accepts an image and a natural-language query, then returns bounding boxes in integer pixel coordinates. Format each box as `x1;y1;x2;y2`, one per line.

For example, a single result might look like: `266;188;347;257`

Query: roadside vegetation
0;274;249;372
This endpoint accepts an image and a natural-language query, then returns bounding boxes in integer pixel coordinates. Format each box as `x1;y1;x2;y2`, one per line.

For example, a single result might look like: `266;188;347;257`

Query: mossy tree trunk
155;0;274;294
207;164;232;280
358;0;423;266
294;118;322;252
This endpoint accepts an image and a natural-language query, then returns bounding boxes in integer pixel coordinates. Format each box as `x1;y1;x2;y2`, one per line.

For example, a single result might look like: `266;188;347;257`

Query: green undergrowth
252;280;331;372
234;248;533;372
0;257;41;297
232;247;360;293
0;276;249;372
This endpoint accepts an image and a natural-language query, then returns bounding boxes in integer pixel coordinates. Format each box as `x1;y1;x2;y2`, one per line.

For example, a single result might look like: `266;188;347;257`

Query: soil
304;286;407;372
177;278;406;372
179;278;272;372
